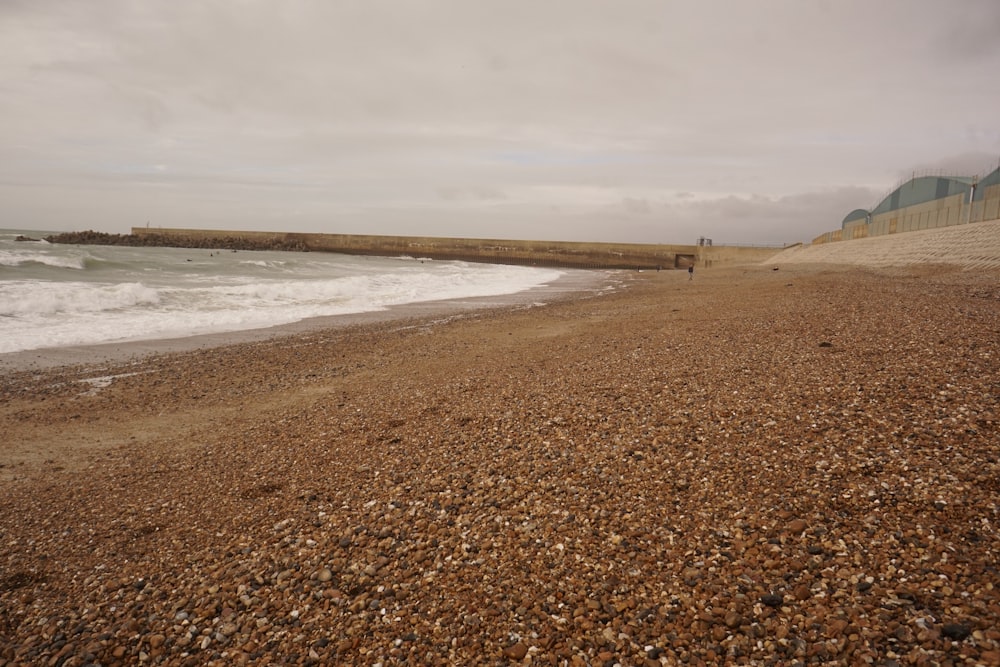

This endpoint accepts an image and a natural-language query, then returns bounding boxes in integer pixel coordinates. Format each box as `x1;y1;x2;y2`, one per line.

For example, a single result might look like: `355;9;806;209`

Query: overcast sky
3;1;999;245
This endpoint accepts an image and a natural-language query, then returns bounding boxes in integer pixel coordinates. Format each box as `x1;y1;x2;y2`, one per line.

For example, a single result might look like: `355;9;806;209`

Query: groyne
105;227;783;270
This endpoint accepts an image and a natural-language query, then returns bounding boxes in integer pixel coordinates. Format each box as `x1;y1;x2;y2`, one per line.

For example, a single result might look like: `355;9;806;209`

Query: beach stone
3;256;1000;666
503;642;528;660
760;594;783;608
942;623;971;641
785;518;807;534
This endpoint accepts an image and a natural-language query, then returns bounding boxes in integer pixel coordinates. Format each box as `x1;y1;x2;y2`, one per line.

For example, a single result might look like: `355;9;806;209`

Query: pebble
503;642;529;660
785;518;808;534
1;265;998;665
760;594;784;608
941;623;971;641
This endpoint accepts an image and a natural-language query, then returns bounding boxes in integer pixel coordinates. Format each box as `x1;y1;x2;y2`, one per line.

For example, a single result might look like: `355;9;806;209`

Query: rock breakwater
45;230;309;252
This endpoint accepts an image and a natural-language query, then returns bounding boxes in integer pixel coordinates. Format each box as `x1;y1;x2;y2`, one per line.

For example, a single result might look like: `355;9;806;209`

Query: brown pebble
503;641;529;660
786;518;808;534
3;256;999;667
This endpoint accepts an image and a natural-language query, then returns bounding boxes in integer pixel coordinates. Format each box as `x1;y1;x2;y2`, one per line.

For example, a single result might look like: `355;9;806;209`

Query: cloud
436;186;508;202
1;1;999;242
903;152;1000;179
622;198;652;215
595;186;884;245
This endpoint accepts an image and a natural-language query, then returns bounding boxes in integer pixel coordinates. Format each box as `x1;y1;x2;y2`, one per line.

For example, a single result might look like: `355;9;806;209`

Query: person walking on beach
688;265;694;281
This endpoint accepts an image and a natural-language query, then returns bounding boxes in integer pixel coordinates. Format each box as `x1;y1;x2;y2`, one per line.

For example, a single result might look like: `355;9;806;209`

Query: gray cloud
2;0;998;243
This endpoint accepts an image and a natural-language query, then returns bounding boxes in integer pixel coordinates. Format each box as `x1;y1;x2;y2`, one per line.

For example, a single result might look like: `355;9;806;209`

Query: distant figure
688;265;694;281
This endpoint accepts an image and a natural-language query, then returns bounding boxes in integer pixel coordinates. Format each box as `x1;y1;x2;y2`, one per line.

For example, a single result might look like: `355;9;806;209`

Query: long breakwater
100;228;783;270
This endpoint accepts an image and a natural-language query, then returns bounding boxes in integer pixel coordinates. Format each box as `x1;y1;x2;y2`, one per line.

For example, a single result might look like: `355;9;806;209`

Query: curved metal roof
841;208;869;226
871;175;975;215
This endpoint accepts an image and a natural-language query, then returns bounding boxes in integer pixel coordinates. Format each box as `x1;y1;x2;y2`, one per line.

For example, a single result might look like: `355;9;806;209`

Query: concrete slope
770;219;1000;269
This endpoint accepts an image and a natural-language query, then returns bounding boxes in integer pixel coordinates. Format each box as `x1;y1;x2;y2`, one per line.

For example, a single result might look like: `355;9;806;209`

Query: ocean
0;229;565;354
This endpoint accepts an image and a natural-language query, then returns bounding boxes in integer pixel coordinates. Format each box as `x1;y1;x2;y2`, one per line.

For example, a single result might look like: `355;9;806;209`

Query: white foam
0;248;564;354
0;249;87;269
0;281;161;317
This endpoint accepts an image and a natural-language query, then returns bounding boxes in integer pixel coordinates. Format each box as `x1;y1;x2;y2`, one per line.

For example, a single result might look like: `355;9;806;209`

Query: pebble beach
1;232;999;665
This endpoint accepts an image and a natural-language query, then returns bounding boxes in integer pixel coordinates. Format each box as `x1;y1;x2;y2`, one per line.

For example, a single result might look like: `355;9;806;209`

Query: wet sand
1;261;998;665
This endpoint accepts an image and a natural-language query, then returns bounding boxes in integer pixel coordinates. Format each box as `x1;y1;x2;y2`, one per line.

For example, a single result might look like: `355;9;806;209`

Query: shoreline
0;268;615;374
1;263;997;664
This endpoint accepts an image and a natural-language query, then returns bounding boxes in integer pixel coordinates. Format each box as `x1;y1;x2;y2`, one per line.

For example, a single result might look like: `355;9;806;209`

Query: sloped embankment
770;219;1000;270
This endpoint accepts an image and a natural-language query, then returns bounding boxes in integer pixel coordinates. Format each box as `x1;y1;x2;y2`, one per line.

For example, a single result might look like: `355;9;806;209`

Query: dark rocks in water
14;235;41;242
44;229;309;252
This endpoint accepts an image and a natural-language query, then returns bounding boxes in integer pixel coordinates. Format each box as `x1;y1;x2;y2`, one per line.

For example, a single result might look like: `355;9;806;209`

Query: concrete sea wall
773;217;1000;270
131;227;783;270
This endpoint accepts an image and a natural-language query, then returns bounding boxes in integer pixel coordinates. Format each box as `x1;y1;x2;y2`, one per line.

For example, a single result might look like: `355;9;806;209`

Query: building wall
815;175;1000;245
843;220;869;240
970;182;1000;223
869;191;967;236
812;229;842;244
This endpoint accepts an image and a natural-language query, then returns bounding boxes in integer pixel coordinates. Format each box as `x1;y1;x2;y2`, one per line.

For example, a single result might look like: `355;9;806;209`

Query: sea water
0;229;564;354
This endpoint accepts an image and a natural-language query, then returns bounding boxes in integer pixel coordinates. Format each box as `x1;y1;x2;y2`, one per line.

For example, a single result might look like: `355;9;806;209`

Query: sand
1;233;999;664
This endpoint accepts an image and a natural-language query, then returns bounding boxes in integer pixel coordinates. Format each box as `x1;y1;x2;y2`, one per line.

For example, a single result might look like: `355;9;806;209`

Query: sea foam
0;233;565;354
